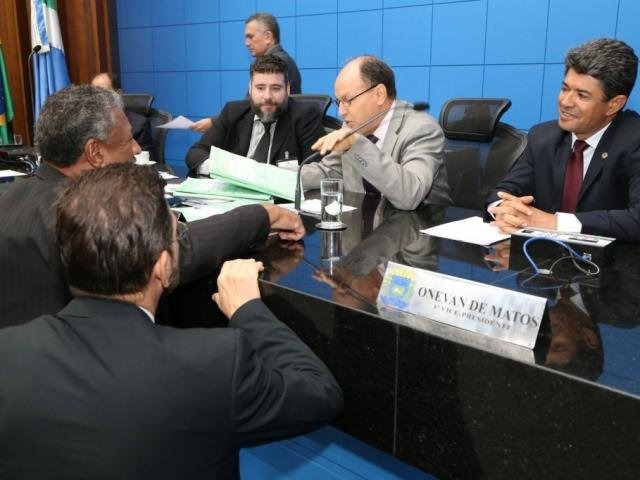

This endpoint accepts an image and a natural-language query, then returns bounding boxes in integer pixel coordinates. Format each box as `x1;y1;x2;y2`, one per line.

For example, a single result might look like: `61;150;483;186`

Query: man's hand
261;204;305;241
213;259;263;318
489;191;557;233
190;117;213;133
483;240;511;272
311;127;359;155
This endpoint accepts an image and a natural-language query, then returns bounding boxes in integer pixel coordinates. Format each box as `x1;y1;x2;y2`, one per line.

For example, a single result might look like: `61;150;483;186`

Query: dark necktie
560;140;588;213
362;134;380;197
253;120;274;164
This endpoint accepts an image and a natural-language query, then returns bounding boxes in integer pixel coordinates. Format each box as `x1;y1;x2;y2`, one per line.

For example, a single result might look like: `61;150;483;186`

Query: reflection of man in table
185;55;324;174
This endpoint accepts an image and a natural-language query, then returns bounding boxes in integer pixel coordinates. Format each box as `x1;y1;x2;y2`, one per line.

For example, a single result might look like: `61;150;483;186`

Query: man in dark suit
91;72;155;161
186;55;324;174
487;38;640;241
190;12;302;133
0;163;343;479
0;85;305;327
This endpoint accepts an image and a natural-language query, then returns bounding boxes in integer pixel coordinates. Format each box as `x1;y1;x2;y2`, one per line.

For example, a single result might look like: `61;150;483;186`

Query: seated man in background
91;72;155;160
0;85;304;327
487;38;640;241
190;12;302;133
185;55;324;175
301;55;450;211
0;163;343;479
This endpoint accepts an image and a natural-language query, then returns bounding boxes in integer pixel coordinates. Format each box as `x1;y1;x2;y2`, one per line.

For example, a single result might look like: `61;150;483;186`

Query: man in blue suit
488;38;640;241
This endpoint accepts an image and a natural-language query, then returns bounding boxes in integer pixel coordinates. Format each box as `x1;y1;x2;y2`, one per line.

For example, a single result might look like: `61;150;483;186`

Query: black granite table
168;193;640;479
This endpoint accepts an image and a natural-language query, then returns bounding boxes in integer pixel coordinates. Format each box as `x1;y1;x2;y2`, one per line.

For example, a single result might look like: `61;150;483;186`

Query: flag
0;40;14;144
30;0;70;120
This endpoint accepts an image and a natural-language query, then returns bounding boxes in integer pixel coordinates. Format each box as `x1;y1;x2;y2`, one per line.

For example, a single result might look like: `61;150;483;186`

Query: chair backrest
289;94;332;116
148;108;172;167
122;93;154;116
438;98;527;210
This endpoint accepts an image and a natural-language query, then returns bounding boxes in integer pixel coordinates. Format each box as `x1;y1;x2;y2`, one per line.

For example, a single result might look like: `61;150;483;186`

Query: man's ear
374;83;388;106
84;138;104;168
153;250;173;290
606;94;627;116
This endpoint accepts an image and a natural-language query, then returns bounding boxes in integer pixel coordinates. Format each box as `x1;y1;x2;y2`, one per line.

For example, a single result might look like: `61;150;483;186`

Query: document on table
173;177;272;201
156;115;195;129
209;146;298;201
0;170;26;178
421;216;509;246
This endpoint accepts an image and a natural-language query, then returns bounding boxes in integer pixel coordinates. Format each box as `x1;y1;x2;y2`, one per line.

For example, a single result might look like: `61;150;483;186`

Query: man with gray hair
487;38;640;241
0;85;305;327
190;12;301;133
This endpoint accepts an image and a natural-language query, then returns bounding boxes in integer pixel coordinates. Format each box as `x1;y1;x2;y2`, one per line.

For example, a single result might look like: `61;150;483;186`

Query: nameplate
377;262;546;348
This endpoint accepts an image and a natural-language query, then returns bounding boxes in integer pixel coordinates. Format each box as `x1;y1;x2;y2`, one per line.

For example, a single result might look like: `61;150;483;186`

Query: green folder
173;177;272;201
208;146;299;201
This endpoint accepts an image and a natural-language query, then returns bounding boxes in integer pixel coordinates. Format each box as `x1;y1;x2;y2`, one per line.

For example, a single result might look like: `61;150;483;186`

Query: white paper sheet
0;170;26;178
156;115;195;129
421;216;509;246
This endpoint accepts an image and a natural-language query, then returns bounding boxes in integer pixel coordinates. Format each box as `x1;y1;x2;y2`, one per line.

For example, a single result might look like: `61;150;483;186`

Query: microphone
294;101;429;211
27;45;42;129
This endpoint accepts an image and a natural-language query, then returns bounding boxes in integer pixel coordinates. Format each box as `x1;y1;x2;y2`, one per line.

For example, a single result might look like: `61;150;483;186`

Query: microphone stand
27;45;41;140
294;101;428;211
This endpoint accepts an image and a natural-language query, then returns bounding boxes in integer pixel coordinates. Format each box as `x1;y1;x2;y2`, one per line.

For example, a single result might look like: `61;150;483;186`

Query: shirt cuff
556;212;582;233
197;158;211;176
487;199;502;220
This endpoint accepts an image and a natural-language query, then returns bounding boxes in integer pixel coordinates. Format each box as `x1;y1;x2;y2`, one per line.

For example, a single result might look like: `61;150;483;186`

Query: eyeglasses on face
333;84;378;108
175;221;188;243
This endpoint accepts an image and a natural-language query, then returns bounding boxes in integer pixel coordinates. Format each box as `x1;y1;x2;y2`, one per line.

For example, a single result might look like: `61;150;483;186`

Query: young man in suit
0;163;343;479
0;85;304;327
487;38;640;241
301;55;451;211
190;12;302;133
185;55;325;174
91;71;155;161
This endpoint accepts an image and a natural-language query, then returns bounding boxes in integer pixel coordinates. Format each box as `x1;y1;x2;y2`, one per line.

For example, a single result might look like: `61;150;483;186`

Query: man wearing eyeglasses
300;55;450;211
0;85;305;328
186;55;324;174
0;163;343;478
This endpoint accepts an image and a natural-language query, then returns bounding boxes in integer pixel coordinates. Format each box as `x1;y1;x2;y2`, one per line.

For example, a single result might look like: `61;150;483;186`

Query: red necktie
560;140;588;213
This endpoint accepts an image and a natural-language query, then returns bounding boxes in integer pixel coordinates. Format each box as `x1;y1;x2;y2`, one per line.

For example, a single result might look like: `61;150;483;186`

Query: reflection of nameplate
377;262;546;348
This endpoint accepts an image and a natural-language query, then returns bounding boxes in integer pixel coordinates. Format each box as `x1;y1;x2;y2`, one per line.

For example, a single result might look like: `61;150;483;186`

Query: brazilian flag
0;40;14;145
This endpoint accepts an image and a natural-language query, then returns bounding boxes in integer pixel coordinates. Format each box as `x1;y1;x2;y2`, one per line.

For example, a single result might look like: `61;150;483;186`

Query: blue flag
30;0;70;120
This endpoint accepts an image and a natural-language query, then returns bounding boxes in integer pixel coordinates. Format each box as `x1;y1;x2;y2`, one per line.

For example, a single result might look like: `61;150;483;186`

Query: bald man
301;56;450;211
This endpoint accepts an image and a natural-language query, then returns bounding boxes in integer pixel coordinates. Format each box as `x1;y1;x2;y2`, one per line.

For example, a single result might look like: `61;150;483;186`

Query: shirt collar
371;100;396;146
571;121;611;150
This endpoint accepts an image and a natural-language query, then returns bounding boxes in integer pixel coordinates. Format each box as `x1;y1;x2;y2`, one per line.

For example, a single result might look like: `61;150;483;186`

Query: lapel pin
601;152;608;159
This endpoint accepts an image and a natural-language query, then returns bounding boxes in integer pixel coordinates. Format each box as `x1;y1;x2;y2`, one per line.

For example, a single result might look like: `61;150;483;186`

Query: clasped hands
489;191;557;233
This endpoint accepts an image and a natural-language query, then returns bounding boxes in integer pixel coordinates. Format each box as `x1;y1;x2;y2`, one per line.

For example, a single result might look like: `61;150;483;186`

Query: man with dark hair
487;38;640;241
91;72;154;159
186;54;324;174
301;55;450;211
190;12;302;133
0;163;343;479
0;84;305;327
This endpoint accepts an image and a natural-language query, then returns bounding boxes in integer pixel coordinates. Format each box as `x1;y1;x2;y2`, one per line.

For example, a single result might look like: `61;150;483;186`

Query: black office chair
148;108;172;169
122;93;154;116
289;93;343;132
438;98;527;210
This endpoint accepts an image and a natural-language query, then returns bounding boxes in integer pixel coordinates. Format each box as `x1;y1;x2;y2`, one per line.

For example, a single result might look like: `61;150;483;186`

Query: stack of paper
173;177;271;201
209;146;298;201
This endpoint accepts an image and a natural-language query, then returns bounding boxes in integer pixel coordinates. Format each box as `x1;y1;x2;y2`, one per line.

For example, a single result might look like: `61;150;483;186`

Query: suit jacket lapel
581;122;617;198
236;111;255;157
380;102;405;157
553;135;572;208
270;114;292;164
